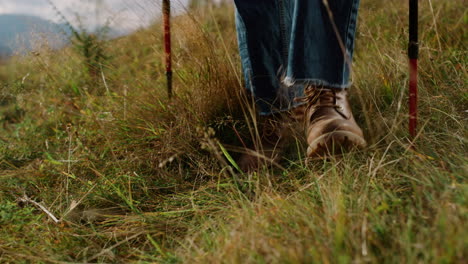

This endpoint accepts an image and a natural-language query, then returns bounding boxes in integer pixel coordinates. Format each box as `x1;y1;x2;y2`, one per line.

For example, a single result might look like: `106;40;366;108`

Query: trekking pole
408;0;419;141
163;0;172;98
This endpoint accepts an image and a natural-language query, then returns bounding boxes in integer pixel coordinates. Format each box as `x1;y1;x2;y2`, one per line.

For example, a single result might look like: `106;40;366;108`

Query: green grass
0;1;466;263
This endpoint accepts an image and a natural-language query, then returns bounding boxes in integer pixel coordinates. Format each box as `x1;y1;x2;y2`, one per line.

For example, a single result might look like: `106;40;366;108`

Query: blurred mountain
0;14;69;57
0;14;131;58
0;44;13;58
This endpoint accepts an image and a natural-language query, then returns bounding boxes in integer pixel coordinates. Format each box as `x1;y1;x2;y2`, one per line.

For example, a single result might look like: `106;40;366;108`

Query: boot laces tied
295;87;343;119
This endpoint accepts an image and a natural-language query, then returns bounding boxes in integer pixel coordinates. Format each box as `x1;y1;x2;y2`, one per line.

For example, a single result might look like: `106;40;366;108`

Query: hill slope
0;1;466;263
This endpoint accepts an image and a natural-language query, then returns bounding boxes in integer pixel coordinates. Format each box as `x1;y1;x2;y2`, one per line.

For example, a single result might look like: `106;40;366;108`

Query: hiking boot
238;114;287;172
298;86;366;157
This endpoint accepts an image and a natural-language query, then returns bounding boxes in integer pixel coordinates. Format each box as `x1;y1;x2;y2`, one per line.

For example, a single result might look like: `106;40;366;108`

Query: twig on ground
18;195;60;223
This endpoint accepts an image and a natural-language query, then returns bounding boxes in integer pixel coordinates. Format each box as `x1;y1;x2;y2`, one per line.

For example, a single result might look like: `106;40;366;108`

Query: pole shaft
408;0;418;140
409;59;418;138
163;0;172;99
408;0;419;59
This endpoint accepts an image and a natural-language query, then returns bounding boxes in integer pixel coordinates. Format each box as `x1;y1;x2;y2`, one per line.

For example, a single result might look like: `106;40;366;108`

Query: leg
234;0;296;171
286;0;361;88
235;0;361;113
286;0;366;157
234;0;365;165
234;0;298;115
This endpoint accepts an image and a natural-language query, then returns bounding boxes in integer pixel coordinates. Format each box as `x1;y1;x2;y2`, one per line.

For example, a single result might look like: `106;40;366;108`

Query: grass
0;0;466;263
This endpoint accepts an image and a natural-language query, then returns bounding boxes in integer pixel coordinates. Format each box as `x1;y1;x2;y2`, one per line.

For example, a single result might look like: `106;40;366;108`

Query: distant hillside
0;14;68;57
0;44;12;58
0;14;131;58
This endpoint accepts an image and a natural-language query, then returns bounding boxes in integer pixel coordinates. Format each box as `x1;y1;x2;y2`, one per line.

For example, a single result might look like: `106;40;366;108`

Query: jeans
234;0;360;115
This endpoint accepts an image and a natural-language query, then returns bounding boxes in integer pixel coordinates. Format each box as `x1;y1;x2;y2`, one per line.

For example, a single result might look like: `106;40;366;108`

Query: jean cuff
283;76;352;89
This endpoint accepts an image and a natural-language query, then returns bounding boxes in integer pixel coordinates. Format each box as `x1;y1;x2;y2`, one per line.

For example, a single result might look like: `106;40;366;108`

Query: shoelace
295;87;344;121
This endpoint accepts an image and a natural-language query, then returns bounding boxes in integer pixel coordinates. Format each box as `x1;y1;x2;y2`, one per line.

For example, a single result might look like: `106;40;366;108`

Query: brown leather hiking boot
238;114;287;172
298;86;366;157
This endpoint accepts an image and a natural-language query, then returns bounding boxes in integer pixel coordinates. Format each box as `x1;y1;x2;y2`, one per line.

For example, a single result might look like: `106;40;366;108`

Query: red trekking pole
163;0;172;98
408;0;419;141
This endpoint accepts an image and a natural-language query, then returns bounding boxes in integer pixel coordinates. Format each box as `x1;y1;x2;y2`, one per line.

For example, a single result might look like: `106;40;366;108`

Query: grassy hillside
0;1;466;263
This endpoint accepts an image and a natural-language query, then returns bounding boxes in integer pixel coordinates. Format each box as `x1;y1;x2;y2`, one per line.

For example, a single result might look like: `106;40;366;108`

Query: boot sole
307;131;367;158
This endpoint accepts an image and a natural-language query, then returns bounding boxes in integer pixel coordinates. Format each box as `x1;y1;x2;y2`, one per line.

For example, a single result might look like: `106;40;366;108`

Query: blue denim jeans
235;0;360;115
